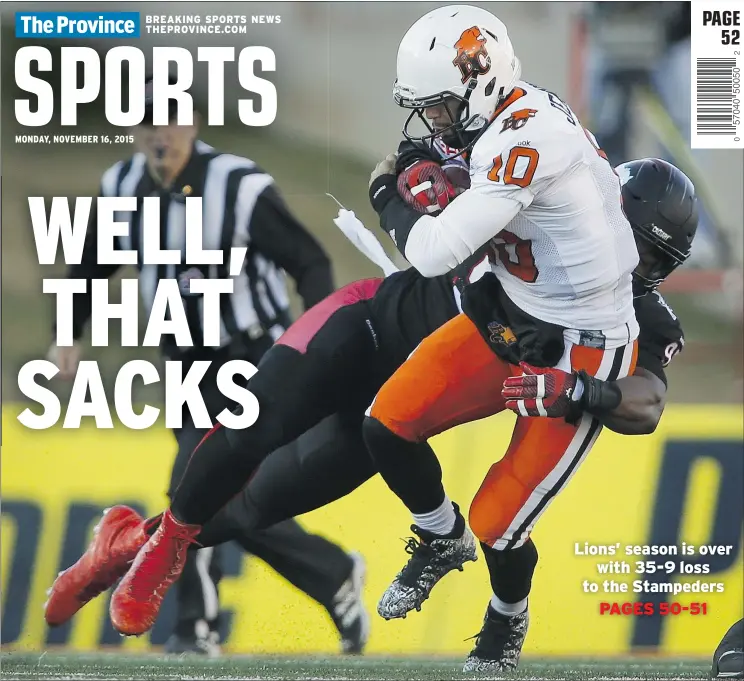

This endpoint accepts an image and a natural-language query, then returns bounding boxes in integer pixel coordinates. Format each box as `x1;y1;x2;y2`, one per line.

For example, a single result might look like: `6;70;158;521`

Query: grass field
0;652;713;681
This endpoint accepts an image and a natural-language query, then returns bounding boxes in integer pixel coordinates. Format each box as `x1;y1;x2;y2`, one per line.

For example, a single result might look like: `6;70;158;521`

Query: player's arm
584;367;667;435
368;129;556;277
369;115;576;277
589;308;682;434
503;317;682;435
244;182;334;310
370;175;522;277
501;362;668;435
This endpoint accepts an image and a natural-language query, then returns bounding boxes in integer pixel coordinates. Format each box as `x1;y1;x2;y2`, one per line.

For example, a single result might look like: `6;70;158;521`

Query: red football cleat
109;508;201;636
44;505;147;627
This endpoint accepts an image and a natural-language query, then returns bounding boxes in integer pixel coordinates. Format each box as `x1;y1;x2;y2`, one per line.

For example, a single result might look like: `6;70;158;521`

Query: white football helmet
393;5;522;152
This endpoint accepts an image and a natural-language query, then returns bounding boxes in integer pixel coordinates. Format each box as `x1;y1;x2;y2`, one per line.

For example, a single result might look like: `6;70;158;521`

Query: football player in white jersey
363;2;641;647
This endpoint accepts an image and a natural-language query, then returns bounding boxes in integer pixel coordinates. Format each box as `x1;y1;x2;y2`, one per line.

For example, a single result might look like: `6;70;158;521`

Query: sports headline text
17;197;262;431
14;45;277;127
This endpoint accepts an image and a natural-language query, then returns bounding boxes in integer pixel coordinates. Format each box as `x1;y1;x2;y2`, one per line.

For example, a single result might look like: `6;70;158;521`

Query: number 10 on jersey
487;146;540;188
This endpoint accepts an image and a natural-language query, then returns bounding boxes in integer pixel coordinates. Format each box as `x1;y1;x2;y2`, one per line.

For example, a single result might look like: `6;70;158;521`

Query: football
397;159;471;214
442;162;471;195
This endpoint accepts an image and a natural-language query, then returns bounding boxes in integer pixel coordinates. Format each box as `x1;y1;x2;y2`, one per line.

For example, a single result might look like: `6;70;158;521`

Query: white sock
490;593;528;617
412;496;457;535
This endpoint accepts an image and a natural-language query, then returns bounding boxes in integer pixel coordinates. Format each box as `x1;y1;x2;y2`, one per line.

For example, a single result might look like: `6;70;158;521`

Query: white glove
369;153;398;188
333;209;400;277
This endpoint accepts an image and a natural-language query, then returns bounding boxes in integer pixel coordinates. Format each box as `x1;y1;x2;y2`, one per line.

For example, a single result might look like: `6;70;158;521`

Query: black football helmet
617;158;699;294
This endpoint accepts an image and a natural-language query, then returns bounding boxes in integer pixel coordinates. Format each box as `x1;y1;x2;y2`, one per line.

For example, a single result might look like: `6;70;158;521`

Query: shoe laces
397;533;440;589
466;613;520;657
129;523;198;601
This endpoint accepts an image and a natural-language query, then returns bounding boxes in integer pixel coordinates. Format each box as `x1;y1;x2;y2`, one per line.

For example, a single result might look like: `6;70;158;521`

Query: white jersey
403;81;639;347
468;82;638;338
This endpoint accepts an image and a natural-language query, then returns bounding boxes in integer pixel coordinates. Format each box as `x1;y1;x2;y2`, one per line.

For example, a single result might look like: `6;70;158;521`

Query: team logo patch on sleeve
500;109;538;133
453;26;491;84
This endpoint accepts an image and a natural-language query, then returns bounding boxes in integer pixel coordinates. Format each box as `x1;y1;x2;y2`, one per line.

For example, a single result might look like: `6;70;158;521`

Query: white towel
332;209;400;277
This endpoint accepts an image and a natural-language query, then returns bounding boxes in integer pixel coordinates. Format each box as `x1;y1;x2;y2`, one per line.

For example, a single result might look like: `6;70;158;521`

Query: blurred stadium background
1;2;742;678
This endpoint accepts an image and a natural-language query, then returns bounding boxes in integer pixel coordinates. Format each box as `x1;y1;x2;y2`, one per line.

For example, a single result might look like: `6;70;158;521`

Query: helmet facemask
395;78;499;160
631;226;689;295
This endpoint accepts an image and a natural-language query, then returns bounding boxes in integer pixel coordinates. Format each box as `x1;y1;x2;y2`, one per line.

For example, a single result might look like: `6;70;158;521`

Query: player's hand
396;159;457;215
47;342;81;380
369;153;406;216
502;361;579;419
369;153;398;188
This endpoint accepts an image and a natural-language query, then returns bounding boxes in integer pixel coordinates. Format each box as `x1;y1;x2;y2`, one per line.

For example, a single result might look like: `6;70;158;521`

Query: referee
46;76;368;656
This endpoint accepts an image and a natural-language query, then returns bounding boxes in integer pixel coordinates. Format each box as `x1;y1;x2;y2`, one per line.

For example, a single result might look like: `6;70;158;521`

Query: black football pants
167;343;354;641
169;299;389;527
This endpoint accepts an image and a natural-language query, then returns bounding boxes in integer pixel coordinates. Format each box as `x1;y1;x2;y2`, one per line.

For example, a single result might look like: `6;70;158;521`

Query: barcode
695;57;737;136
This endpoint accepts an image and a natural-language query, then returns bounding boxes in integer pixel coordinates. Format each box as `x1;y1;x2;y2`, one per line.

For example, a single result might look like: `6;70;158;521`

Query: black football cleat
377;503;477;620
463;603;529;673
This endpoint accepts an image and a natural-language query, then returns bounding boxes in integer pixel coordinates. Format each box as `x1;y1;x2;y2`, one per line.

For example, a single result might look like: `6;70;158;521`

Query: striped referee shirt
62;140;333;359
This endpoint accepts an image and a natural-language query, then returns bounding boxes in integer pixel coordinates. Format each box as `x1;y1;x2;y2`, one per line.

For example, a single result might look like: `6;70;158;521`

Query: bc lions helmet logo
501;108;538;133
453;26;491;84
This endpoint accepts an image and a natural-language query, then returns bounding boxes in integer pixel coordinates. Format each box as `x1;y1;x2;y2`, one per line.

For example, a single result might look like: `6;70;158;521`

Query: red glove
397;159;457;215
502;362;579;419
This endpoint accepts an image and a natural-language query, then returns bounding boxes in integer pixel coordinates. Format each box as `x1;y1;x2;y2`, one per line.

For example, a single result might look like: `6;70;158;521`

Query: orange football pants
369;313;637;549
